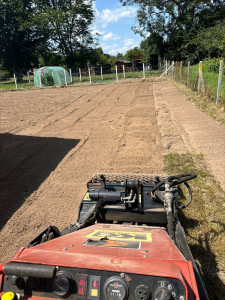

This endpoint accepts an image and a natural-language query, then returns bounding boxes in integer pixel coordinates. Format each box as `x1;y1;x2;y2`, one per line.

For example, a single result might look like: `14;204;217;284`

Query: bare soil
0;79;225;265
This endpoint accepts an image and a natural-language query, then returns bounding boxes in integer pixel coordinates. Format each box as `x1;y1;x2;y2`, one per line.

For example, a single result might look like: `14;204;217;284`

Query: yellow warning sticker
83;192;91;201
85;230;152;242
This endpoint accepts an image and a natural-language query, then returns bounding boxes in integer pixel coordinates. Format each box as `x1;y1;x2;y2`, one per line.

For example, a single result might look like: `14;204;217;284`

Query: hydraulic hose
151;173;197;195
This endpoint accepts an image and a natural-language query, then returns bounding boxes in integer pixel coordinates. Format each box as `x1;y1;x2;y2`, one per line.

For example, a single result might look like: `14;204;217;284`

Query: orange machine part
4;224;200;299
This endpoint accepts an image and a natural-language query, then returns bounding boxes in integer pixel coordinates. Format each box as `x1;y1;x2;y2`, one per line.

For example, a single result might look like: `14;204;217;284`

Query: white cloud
124;38;135;47
98;7;137;28
103;39;139;56
91;24;105;37
102;32;120;41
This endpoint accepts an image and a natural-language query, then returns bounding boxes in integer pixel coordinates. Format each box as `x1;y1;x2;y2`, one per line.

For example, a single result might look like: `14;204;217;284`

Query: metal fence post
216;60;223;105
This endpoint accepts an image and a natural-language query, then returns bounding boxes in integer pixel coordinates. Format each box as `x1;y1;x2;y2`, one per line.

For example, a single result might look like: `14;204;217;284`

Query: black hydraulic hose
151;173;197;195
155;191;164;203
77;204;96;225
172;173;197;186
78;197;122;229
178;181;193;209
155;180;193;209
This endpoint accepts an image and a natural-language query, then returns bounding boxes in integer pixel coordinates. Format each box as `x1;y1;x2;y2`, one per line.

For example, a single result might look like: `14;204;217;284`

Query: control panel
2;267;186;300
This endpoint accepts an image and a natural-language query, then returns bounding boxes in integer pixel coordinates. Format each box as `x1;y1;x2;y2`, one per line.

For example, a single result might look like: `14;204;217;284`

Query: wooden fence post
123;65;125;79
143;63;146;79
64;69;67;86
100;66;103;80
216;60;223;105
88;67;92;85
27;72;30;84
187;61;190;86
180;61;183;77
172;61;174;76
116;65;118;83
198;61;205;95
79;68;82;82
52;72;55;86
13;74;18;90
69;69;72;83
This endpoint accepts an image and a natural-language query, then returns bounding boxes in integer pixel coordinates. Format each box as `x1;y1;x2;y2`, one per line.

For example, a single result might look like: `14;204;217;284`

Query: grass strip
172;79;225;124
164;152;225;299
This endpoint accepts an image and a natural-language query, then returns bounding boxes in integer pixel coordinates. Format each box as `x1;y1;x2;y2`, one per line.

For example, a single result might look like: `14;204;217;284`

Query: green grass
0;75;35;90
0;70;163;90
175;62;225;103
164;152;225;299
71;70;163;84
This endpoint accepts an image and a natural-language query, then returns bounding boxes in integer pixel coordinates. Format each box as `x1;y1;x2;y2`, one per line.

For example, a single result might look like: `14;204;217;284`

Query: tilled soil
0;79;225;264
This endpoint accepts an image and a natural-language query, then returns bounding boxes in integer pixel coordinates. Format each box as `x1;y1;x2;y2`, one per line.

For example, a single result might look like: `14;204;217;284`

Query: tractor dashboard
2;265;187;300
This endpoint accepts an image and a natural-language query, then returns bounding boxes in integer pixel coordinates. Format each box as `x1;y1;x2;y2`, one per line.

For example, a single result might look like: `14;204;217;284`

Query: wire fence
164;60;225;105
1;61;224;106
0;72;35;90
0;64;165;91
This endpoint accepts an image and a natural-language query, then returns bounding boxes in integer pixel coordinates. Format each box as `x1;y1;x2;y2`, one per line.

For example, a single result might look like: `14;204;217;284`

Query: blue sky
92;0;143;56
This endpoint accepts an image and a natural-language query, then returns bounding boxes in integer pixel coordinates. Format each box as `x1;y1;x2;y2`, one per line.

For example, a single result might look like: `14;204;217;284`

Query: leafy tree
88;47;110;66
116;52;123;58
36;0;96;67
125;47;145;61
0;0;48;74
181;21;225;62
121;0;225;62
140;33;164;62
40;52;65;67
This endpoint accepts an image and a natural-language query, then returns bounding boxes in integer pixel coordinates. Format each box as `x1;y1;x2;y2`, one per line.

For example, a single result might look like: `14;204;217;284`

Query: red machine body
1;224;199;300
0;173;208;300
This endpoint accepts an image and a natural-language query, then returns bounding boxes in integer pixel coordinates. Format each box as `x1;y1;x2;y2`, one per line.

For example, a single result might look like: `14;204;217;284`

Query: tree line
121;0;225;64
0;0;224;76
0;0;98;74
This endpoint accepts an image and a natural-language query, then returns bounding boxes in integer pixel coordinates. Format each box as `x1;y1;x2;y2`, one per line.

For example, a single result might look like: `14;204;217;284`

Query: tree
0;0;48;74
125;47;145;61
181;21;225;62
140;33;164;62
36;0;96;67
120;0;225;62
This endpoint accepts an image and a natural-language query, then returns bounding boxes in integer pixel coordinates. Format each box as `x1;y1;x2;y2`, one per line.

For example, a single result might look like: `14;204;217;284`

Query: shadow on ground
179;212;225;299
0;133;79;230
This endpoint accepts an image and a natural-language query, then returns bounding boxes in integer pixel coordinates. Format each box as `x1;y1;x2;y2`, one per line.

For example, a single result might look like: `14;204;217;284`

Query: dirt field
0;79;225;265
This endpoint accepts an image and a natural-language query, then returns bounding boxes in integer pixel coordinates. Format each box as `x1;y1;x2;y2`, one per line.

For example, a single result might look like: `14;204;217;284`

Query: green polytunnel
34;66;71;87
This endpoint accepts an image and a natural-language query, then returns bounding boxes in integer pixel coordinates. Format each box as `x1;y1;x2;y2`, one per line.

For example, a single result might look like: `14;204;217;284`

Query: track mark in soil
153;81;225;191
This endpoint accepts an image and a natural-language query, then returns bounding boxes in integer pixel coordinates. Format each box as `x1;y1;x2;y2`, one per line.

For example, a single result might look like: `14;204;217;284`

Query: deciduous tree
0;0;48;74
121;0;225;62
36;0;96;67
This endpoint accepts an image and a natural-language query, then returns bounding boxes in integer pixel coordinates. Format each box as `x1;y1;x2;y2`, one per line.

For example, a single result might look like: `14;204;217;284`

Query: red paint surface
3;224;200;299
